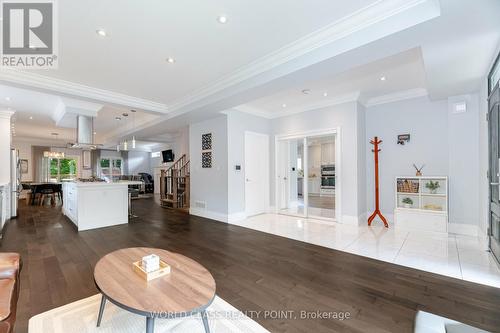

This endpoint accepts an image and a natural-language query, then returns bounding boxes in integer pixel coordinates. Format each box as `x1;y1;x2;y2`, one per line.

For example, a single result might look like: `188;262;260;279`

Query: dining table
23;182;63;205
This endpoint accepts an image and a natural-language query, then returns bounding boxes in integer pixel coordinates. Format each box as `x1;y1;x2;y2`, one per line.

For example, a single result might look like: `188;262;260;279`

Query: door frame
244;131;270;217
488;85;500;263
274;127;341;222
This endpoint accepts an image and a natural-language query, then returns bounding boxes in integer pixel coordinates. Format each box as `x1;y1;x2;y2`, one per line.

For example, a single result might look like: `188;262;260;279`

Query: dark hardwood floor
2;199;500;333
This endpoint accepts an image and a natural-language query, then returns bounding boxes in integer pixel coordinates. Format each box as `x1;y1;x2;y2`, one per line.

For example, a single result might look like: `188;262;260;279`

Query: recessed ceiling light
217;15;228;24
380;76;386;81
29;116;33;120
166;57;175;64
115;116;121;121
5;97;10;101
302;89;311;95
282;103;287;108
323;92;328;97
93;131;97;135
96;29;107;37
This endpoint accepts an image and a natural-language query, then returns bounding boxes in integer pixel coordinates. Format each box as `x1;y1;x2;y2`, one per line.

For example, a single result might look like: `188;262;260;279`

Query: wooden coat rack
368;136;388;228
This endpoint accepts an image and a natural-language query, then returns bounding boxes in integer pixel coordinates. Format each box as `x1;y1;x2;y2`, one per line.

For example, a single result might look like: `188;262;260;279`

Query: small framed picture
20;159;28;174
202;133;212;151
202;152;212;168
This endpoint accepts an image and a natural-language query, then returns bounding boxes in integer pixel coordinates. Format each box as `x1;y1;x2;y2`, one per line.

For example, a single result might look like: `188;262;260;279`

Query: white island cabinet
62;182;133;231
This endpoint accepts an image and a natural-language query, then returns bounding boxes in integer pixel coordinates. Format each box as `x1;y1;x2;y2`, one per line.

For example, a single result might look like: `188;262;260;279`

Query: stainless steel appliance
10;149;21;218
321;176;335;188
321;164;335;176
321;164;335;189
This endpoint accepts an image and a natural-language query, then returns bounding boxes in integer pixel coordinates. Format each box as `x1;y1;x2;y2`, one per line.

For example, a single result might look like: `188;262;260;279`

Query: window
100;158;123;179
151;151;161;158
49;158;78;182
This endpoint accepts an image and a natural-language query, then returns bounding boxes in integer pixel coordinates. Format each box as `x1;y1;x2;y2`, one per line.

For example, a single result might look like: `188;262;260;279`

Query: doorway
244;131;270;217
276;129;339;221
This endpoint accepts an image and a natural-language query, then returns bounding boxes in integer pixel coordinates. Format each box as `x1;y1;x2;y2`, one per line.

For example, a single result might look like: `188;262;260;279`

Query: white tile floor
231;214;500;288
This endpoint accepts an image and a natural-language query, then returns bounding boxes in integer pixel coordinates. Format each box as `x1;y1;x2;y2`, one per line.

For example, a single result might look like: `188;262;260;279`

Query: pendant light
131;109;137;149
122;112;129;151
115;116;121;152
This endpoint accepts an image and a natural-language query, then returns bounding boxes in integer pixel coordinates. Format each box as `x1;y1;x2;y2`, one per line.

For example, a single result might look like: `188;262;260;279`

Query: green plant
425;181;440;192
402;197;413;205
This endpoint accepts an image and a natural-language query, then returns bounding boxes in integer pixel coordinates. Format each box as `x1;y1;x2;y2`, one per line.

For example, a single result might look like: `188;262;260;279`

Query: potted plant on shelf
425;180;440;194
402;197;413;208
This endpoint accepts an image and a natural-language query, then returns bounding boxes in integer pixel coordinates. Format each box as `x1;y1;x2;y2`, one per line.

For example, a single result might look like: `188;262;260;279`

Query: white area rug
29;294;270;333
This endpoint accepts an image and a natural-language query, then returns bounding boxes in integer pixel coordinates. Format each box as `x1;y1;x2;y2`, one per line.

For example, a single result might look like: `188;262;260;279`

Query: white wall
447;94;480;227
366;97;449;221
356;102;367;218
0;111;14;184
127;150;151;174
150;126;190;174
189;116;229;219
271;102;365;223
366;95;482;233
226;111;271;216
14;140;33;181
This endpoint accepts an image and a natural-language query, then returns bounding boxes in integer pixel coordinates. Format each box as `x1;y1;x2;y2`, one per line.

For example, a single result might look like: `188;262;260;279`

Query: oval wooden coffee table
94;247;216;333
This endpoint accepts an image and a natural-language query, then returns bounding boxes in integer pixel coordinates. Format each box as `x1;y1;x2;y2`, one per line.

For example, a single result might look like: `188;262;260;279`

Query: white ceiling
1;0;499;146
25;0;378;105
238;48;426;117
0;85;161;146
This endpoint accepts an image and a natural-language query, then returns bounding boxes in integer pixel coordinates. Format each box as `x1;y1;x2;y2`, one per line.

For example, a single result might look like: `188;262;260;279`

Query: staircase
160;154;190;210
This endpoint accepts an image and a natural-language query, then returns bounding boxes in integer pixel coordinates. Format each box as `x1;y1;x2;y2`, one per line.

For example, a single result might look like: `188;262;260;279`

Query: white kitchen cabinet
308;178;321;195
307;145;322;169
321;143;335;165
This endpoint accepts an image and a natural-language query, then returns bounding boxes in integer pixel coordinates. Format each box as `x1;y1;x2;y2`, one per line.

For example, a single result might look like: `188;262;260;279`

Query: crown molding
235;92;360;120
0;110;15;119
230;105;272;119
0;0;438;121
166;0;440;113
0;69;169;113
363;88;428;107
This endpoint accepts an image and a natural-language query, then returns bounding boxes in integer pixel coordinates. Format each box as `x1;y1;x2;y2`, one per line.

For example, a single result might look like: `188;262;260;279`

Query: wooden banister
160;154;190;209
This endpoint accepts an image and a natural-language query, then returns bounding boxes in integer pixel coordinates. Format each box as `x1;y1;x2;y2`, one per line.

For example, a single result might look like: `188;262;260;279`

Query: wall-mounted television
162;149;174;163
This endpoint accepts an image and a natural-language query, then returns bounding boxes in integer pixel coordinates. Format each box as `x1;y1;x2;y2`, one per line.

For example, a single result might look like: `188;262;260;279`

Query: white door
245;132;269;216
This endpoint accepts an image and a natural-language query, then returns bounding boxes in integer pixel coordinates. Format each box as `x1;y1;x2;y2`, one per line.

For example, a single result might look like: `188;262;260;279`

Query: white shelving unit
394;176;448;233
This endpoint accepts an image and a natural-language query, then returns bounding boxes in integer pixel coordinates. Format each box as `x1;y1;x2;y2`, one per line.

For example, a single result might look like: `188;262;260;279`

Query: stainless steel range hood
68;115;102;149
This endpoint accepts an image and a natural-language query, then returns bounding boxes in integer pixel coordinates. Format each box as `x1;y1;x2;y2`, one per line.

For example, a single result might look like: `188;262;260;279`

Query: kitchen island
62;181;142;231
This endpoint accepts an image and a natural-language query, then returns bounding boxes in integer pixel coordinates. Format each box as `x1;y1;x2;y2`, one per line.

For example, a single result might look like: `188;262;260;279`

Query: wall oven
321;176;335;188
321;164;335;176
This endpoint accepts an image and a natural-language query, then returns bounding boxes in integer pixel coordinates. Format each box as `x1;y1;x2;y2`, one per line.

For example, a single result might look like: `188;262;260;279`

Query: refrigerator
10;149;20;218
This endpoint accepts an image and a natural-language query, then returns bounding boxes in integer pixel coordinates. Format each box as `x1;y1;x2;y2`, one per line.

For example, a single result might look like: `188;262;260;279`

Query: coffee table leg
146;316;155;333
201;310;210;333
96;294;106;327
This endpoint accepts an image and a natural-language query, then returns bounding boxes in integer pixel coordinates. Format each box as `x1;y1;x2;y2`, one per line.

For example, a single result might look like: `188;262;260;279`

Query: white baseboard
448;223;479;237
227;211;247;223
341;215;363;226
189;208;228;223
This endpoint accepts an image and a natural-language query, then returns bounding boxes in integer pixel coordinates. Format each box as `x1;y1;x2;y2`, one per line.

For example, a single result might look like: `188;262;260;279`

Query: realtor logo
1;0;58;68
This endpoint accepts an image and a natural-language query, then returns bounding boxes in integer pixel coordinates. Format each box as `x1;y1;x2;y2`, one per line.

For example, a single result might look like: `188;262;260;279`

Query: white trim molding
0;110;15;119
0;69;169;113
448;223;479;237
189;207;228;223
364;88;428;107
0;0;439;119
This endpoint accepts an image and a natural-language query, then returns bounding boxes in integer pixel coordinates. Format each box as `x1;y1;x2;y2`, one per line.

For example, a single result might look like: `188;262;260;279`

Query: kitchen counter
62;181;141;231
